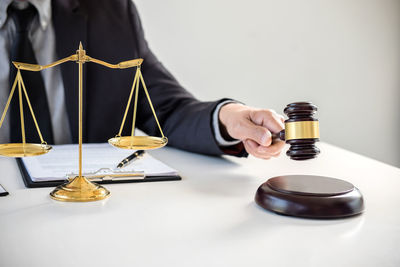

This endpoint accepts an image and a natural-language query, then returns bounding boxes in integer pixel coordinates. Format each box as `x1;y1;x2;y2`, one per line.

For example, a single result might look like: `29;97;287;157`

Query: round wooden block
255;175;364;219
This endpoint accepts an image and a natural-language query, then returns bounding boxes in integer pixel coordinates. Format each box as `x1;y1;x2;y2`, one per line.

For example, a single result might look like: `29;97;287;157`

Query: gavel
274;102;320;160
255;102;364;219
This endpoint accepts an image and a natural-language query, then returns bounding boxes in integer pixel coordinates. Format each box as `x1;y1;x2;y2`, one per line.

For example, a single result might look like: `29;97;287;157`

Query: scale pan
0;143;52;157
108;136;168;150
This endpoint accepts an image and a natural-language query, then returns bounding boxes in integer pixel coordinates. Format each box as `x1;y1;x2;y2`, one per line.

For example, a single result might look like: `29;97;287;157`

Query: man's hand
219;103;285;159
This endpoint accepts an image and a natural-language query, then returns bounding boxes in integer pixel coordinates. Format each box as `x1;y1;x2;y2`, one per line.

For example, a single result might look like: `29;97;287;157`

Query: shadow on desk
218;202;365;240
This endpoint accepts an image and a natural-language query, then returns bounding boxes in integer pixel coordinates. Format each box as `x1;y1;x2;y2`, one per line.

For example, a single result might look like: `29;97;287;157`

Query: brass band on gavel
284;121;320;140
276;102;321;160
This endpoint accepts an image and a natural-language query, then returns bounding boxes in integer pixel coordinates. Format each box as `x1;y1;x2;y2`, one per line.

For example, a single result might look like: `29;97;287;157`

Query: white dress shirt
0;0;71;144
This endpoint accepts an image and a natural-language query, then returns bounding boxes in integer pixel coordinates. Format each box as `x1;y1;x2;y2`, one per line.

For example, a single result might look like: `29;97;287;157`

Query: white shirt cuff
212;100;242;147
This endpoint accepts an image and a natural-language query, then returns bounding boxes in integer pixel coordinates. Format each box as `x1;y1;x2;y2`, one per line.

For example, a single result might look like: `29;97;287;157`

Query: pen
116;150;145;168
0;183;9;197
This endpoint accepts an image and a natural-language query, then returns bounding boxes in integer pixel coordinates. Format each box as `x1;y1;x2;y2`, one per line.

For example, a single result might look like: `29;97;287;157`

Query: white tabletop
0;142;399;267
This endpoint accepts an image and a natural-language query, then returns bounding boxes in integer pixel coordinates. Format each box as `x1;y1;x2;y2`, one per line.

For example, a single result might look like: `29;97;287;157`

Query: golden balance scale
0;43;167;202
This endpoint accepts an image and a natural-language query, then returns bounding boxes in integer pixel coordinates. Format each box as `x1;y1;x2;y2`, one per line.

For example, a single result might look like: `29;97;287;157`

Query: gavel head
280;102;320;160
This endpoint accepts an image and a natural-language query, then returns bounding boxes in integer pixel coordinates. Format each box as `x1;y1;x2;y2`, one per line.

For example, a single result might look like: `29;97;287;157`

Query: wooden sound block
255;175;364;219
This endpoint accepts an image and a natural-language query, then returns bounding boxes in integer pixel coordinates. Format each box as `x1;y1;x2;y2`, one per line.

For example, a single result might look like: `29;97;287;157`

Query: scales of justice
0;42;167;202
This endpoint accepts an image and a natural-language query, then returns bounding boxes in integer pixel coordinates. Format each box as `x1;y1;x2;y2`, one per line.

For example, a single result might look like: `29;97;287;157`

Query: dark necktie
8;3;54;144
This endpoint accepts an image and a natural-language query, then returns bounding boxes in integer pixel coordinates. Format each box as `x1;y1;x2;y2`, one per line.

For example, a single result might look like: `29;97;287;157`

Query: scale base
50;176;110;202
255;175;364;219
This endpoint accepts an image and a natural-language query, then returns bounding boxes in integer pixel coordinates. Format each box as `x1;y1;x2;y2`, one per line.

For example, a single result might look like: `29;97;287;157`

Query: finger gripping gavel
275;102;320;160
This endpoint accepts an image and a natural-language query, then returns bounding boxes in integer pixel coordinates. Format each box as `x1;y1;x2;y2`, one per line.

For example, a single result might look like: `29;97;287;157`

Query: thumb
236;120;272;146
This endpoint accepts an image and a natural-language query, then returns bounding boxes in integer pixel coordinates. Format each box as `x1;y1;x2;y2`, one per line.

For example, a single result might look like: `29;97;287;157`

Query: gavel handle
272;130;285;142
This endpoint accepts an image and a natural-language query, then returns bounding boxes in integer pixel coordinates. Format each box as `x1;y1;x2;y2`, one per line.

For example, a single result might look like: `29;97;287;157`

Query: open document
20;143;179;184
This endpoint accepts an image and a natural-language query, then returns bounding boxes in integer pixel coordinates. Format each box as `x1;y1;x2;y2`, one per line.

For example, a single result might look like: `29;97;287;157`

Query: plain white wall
135;0;400;167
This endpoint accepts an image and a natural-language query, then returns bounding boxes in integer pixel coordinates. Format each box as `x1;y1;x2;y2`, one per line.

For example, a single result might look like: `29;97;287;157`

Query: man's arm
127;1;285;159
127;1;231;156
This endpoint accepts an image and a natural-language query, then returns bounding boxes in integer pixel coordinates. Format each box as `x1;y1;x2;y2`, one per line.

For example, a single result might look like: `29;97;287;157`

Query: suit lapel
52;0;88;143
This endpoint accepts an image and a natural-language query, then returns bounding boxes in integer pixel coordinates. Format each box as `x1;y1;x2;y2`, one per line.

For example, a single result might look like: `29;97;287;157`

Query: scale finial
79;41;83;50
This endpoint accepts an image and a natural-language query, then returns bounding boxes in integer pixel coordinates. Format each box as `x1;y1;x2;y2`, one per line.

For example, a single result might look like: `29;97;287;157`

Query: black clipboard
16;158;181;188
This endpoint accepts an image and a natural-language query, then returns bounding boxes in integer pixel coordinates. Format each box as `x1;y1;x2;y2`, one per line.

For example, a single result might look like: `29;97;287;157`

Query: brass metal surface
138;68;165;139
108;136;168;150
0;143;51;157
285;121;320;140
20;72;45;143
0;70;47;145
1;42;167;202
50;176;110;202
49;43;109;202
114;66;166;147
78;42;83;178
0;72;18;129
86;56;143;69
18;74;25;143
13;55;78;71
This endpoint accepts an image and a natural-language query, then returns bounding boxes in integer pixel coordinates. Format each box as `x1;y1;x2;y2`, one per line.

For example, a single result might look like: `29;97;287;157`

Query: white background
135;0;400;167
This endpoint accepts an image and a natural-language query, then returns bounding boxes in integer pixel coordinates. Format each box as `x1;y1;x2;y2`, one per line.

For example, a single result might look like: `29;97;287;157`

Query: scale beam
12;55;78;71
12;54;143;72
86;56;143;69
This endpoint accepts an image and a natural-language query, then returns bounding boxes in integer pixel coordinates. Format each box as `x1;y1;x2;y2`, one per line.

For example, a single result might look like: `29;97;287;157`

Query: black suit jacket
51;0;245;156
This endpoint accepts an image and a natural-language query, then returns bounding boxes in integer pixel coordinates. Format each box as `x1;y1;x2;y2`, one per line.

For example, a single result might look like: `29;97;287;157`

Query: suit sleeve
127;1;246;156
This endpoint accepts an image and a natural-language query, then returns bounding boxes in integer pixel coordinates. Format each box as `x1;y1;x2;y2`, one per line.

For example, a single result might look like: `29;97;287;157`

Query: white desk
0;142;399;267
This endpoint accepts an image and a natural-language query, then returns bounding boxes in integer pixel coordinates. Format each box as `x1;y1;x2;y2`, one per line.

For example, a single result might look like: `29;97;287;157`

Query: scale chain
118;68;139;137
138;68;165;138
